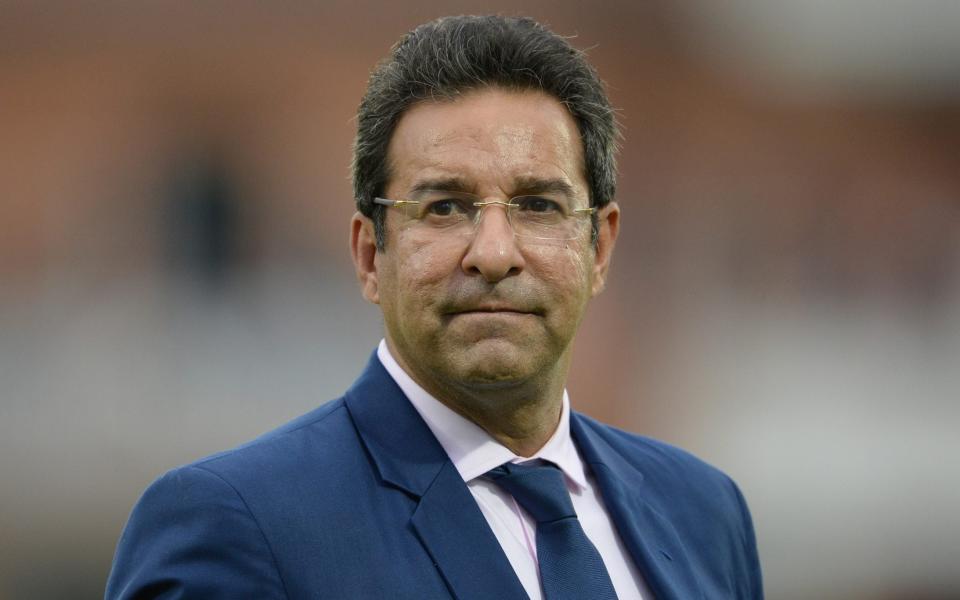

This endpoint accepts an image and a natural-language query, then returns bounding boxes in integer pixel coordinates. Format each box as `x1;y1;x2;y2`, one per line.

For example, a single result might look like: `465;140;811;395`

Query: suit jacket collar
572;414;706;600
343;353;528;600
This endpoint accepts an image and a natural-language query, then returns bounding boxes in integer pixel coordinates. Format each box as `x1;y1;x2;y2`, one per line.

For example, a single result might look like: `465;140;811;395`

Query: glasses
373;190;595;243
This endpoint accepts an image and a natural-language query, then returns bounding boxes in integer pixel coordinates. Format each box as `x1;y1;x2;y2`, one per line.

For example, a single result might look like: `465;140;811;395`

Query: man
106;15;762;600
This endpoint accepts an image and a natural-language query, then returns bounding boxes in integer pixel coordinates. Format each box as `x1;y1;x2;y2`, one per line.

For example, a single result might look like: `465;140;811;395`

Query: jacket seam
189;464;292;599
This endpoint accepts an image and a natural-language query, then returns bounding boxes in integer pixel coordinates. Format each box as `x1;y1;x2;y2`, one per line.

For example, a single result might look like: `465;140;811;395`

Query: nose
460;203;525;282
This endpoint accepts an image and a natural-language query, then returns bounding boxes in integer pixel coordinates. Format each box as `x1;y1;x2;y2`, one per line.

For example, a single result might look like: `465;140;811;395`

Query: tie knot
485;462;576;523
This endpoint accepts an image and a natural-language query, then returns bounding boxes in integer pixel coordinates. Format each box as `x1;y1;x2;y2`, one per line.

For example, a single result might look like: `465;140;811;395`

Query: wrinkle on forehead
386;88;586;199
420;120;576;163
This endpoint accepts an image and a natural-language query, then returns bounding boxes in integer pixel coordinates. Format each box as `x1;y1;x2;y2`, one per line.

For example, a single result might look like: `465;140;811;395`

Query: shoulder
155;396;384;517
575;412;750;520
189;397;355;480
573;412;764;598
572;413;750;530
573;411;730;484
106;397;361;599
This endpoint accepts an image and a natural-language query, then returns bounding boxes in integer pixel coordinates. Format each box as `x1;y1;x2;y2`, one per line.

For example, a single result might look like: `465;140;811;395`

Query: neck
389;341;571;457
439;380;565;457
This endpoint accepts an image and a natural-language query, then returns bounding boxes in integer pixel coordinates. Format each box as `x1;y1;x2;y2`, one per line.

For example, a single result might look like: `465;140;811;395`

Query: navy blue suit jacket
106;353;762;599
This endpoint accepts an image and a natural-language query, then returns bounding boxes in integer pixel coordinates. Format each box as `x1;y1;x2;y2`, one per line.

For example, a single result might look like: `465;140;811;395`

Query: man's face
352;87;619;405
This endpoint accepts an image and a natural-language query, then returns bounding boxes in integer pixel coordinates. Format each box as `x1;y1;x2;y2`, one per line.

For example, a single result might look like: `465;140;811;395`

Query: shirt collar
377;339;588;491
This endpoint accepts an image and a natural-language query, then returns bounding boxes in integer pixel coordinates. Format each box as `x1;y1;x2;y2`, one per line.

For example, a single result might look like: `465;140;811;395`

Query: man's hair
352;15;619;249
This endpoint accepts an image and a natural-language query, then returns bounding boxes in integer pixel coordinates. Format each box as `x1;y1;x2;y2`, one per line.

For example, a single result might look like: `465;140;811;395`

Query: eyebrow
408;176;576;198
409;177;475;195
511;176;576;199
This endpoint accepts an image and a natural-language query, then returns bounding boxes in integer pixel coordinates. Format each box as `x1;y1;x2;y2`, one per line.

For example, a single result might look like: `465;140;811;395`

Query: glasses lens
404;192;474;235
393;191;591;242
510;195;588;241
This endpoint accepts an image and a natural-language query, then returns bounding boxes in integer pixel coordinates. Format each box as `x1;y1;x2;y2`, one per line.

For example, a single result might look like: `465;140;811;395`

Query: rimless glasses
373;190;595;243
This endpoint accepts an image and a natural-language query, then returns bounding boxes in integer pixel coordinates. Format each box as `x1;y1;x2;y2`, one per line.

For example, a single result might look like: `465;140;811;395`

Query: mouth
462;307;527;314
444;302;537;316
445;305;542;318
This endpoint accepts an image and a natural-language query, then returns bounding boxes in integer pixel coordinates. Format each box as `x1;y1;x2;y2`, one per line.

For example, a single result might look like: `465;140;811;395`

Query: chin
458;376;528;392
453;352;541;389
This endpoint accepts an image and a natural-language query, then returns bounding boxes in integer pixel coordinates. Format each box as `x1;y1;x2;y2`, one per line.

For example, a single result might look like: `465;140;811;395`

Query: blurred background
1;1;958;598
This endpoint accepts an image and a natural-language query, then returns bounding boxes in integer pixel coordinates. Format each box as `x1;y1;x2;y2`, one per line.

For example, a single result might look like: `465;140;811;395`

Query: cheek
392;233;462;304
526;243;593;291
564;245;592;284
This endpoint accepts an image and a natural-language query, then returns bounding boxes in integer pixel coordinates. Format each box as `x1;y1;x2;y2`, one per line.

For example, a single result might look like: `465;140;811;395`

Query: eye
426;199;458;217
422;198;471;218
426;199;455;216
516;196;564;214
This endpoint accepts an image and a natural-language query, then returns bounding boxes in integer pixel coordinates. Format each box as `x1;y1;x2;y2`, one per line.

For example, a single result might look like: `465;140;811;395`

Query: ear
591;201;620;297
350;212;380;304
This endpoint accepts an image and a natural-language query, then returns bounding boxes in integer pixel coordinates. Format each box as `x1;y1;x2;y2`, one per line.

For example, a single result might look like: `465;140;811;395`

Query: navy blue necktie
486;462;618;600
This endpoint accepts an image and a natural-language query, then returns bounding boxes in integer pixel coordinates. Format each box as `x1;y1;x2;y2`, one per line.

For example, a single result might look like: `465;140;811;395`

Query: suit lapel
344;354;527;600
571;414;705;600
410;461;530;600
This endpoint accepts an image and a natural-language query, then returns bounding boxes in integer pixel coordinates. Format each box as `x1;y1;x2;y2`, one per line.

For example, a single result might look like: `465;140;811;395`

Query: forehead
385;87;586;195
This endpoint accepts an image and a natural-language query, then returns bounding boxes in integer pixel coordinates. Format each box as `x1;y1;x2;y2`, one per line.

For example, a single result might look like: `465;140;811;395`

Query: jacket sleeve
105;465;288;600
730;479;764;600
